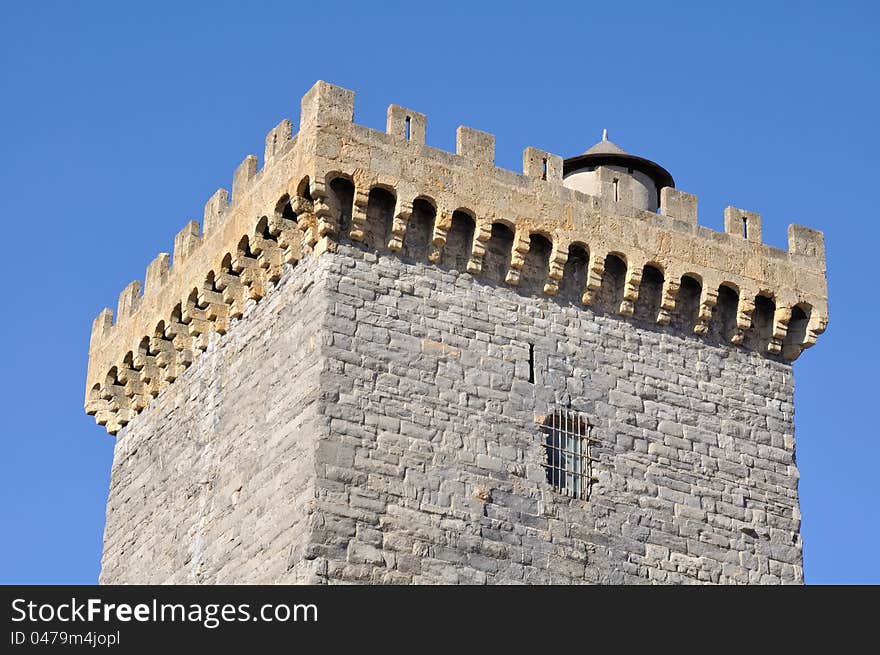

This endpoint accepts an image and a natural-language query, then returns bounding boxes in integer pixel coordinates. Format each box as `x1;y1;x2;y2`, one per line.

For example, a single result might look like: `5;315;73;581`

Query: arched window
541;410;593;500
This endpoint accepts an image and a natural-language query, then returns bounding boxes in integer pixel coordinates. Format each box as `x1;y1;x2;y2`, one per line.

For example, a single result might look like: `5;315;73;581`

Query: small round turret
563;131;674;212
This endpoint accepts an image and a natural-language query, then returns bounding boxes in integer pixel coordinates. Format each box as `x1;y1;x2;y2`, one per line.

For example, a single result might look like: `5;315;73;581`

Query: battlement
85;80;828;435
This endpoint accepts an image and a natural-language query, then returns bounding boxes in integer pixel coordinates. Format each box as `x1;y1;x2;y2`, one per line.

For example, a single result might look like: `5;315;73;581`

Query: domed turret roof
563;130;675;191
581;130;629;156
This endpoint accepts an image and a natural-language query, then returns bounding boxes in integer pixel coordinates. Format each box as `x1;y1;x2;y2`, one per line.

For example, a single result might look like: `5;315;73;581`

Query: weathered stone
91;81;825;586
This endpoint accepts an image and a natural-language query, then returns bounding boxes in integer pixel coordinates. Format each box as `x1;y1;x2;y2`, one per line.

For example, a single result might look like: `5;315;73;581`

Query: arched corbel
310;178;338;256
694;285;719;335
429;209;452;263
581;252;606;306
132;339;161;398
349;180;371;242
291;194;318;249
656;275;680;325
504;226;530;286
730;293;755;346
543;240;568;296
467;222;491;274
388;197;413;252
118;356;149;413
767;305;791;355
619;261;643;316
803;311;828;350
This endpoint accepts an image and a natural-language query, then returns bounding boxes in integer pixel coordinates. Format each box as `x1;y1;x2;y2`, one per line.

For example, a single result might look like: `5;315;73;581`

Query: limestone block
386;105;426;145
523;147;562;182
232;156;258;201
144;253;170;296
660;188;698;224
264;118;292;165
173;221;201;263
203;189;230;234
456;126;494;166
725;206;762;243
300;80;355;130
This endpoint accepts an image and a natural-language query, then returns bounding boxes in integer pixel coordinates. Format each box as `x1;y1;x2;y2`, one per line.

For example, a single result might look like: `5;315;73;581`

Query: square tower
86;82;828;584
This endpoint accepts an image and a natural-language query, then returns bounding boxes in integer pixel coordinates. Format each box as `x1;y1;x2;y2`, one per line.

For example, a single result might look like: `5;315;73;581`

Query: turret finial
602;129;608;141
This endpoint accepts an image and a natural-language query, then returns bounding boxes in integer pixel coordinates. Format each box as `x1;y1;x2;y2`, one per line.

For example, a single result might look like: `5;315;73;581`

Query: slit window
613;178;620;202
541;410;593;500
541;157;548;180
742;216;748;239
404;116;411;141
528;343;535;383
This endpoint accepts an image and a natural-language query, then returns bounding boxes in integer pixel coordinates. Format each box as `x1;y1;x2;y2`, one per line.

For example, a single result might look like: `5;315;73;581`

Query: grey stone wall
311;244;802;584
100;256;328;584
100;243;802;584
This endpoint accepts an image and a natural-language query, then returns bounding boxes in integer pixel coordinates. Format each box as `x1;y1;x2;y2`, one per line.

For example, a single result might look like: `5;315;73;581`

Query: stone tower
85;81;828;584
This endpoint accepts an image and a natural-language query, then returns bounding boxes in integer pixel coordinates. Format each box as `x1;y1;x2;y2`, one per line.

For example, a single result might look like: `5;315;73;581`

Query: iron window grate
540;410;595;500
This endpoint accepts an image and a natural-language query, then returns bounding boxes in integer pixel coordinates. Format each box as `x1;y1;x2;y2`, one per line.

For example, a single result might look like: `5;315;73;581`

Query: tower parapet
84;80;828;435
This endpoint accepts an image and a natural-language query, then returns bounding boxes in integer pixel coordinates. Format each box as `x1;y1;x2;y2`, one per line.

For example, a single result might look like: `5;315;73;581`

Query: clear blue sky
1;1;876;584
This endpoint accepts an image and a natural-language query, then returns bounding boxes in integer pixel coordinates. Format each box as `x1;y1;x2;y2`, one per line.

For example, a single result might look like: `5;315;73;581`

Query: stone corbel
544;241;568;296
581;254;605;306
429;210;452;263
310;178;338;256
291;195;318;248
349;186;370;242
388;198;413;252
232;254;266;301
802;312;828;350
504;227;530;286
694;286;718;335
215;272;246;319
251;236;283;283
619;264;642;316
656;276;680;325
467;223;491;274
132;350;161;398
767;306;791;355
267;210;301;264
730;294;755;346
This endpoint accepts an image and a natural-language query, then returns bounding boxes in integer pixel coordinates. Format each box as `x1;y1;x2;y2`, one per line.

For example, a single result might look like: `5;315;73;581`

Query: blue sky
1;1;876;584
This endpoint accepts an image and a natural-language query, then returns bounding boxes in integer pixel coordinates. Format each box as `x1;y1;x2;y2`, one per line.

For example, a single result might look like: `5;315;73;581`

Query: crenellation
90;307;114;345
116;280;142;321
725;206;762;243
787;224;825;262
523;147;563;183
300;80;355;130
660;187;698;224
85;80;828;447
386;105;426;145
173;220;202;263
144;252;170;295
455;126;495;165
203;188;230;234
232;156;258;201
264;118;293;165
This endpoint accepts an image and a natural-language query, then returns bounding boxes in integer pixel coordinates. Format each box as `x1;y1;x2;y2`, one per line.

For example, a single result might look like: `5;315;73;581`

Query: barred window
541;411;594;500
